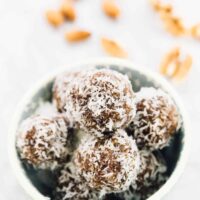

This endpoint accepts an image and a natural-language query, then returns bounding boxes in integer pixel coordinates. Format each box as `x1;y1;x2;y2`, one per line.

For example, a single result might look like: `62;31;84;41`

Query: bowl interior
14;63;184;199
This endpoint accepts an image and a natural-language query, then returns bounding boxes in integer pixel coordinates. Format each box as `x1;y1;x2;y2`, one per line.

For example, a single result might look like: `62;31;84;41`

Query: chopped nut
170;60;181;78
149;0;186;37
102;0;120;19
60;1;76;21
149;0;161;11
160;47;180;76
46;10;64;27
101;37;127;58
161;15;185;36
159;5;173;15
190;24;200;39
173;55;192;81
160;47;192;81
65;30;91;42
150;0;172;14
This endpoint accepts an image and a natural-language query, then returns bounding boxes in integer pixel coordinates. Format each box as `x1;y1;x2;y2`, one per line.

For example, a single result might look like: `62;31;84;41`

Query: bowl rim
8;57;191;200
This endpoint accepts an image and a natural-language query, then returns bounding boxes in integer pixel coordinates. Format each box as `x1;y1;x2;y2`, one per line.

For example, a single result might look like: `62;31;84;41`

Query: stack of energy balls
16;68;180;200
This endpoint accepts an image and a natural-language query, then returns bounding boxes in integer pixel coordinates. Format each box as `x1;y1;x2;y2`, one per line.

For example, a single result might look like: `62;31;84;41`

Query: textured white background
0;0;200;199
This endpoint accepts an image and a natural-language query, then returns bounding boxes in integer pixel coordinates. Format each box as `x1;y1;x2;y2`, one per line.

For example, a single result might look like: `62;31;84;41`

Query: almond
101;37;127;58
161;15;185;36
102;0;120;19
65;30;91;42
46;10;64;27
60;1;76;21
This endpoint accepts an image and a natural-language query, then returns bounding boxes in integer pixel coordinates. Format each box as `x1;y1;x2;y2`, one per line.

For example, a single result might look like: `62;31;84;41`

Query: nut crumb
60;1;76;21
46;10;64;27
160;47;192;81
102;0;120;19
149;0;185;37
173;55;192;81
65;30;91;42
150;0;172;14
161;14;185;36
160;47;180;76
101;37;127;58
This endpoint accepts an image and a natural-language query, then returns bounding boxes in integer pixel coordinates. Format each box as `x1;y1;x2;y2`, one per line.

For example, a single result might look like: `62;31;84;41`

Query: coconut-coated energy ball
54;165;99;200
65;69;136;137
128;87;180;150
104;151;167;200
53;71;83;112
16;115;70;169
134;150;167;190
74;129;140;193
119;151;167;200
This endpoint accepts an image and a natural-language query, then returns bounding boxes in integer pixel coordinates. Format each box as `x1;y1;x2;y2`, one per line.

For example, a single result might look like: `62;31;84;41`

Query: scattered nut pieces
149;0;186;37
60;1;76;21
161;15;185;36
102;0;120;19
160;47;192;81
150;0;172;14
173;55;192;81
101;37;127;58
46;10;64;27
160;47;180;76
65;30;91;42
150;0;200;40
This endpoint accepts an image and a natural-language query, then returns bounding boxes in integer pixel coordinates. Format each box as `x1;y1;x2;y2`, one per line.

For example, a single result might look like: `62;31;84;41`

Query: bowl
8;58;190;200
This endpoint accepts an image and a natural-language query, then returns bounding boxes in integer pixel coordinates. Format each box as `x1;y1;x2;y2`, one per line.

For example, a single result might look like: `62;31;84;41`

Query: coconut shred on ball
53;71;83;112
128;87;180;150
16;115;70;169
104;151;167;200
121;151;167;200
65;69;136;136
74;129;140;193
134;150;167;191
54;165;99;200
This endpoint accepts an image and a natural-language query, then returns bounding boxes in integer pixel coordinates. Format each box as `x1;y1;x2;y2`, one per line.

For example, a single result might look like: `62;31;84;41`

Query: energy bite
74;129;140;193
65;69;136;137
53;71;83;112
16;115;70;169
128;87;180;150
54;165;99;200
133;150;167;192
103;151;167;200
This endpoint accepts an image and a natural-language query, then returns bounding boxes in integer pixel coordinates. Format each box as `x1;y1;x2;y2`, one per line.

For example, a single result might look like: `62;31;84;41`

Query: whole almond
60;1;76;21
65;30;91;42
46;10;64;27
102;0;120;19
101;37;127;58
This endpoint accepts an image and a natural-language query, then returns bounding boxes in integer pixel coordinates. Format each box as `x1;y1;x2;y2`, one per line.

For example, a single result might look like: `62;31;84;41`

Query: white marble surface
0;0;200;199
